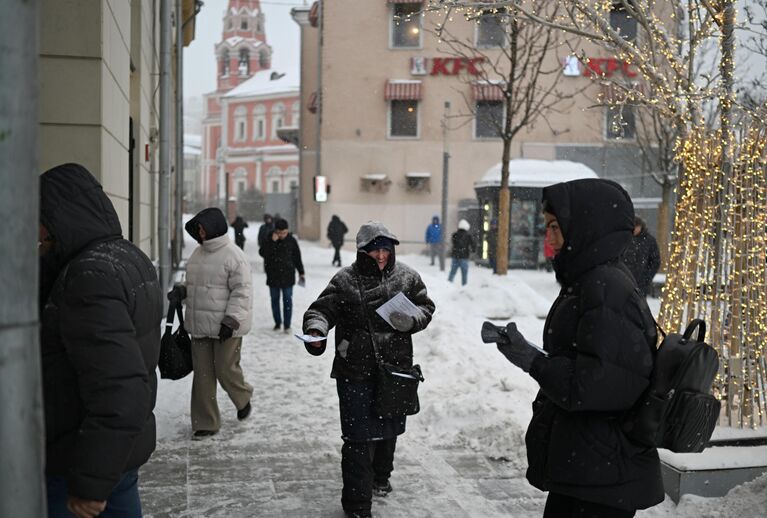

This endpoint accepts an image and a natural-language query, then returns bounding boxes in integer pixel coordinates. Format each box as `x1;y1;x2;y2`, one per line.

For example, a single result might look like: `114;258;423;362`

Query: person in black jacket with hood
622;216;661;297
231;214;249;250
327;214;349;267
302;221;435;518
490;179;662;517
259;218;305;332
39;163;162;518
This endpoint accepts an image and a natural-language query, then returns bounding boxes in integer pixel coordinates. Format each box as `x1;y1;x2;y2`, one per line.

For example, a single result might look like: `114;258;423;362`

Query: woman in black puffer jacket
494;179;663;517
302;221;435;518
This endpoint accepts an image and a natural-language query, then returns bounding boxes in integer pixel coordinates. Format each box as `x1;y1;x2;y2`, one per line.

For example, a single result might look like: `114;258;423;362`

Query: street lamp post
440;101;450;272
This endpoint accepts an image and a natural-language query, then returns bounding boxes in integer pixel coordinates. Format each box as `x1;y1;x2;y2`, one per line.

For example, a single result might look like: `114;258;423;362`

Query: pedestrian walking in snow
259;218;305;332
622;215;661;297
490;179;663;517
39;163;162;518
257;213;274;249
170;207;254;439
447;219;475;286
302;222;435;518
424;215;444;268
327;214;349;267
231;214;249;250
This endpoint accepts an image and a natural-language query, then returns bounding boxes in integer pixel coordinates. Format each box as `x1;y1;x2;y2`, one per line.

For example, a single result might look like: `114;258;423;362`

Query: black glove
167;283;186;302
218;323;234;341
496;322;542;372
390;311;414;332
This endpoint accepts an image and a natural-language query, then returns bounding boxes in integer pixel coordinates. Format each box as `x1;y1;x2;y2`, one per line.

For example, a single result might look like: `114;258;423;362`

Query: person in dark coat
622;216;661;296
447;219;475;285
257;213;274;248
327;214;349;267
231;214;249;250
39;163;162;518
259;218;305;332
302;221;435;518
490;179;663;517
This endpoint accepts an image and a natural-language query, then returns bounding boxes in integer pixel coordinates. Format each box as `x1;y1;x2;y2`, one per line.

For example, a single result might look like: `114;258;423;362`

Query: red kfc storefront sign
562;55;637;78
411;56;486;76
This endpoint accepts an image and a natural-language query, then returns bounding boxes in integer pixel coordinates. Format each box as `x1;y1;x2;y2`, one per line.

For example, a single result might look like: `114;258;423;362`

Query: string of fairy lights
415;1;767;427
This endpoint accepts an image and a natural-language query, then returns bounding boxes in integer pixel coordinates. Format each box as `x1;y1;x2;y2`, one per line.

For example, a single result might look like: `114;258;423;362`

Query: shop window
610;1;637;42
389;100;419;138
605;105;636;140
391;3;421;48
475;101;504;138
477;9;507;47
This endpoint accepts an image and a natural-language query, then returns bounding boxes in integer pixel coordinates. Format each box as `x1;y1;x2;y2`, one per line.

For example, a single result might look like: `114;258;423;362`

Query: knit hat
458;219;470;231
274;218;289;230
362;236;396;253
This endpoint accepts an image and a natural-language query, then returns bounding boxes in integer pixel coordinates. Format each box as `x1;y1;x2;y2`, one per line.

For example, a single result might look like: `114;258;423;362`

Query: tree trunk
656;177;673;271
496;180;511;275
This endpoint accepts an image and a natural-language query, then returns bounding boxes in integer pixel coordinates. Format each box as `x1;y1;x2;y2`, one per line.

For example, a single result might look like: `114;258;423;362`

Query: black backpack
622;319;721;453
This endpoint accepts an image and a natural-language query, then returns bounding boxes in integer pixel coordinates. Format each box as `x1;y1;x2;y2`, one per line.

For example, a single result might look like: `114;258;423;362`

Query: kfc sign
411;57;486;76
562;55;637;78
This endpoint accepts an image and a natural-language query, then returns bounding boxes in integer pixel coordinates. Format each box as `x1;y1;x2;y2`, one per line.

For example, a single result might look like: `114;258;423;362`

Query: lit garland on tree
425;0;767;427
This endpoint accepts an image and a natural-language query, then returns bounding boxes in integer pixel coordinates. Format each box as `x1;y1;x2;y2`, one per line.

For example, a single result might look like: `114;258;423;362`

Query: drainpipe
159;0;172;294
0;0;46;515
174;0;184;267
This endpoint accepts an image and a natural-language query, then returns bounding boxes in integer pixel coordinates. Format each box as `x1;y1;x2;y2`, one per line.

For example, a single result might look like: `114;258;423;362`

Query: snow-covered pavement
140;223;767;517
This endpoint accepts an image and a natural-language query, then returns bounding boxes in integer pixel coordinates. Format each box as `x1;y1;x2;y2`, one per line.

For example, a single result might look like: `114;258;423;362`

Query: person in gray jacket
302;221;435;518
169;208;254;439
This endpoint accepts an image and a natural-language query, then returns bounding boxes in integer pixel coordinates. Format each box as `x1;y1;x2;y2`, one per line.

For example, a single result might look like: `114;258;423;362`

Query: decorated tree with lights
427;0;767;427
422;0;580;275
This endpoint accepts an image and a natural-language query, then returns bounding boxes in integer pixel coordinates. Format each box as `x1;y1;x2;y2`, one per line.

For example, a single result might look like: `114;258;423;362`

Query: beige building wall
39;0;169;260
297;1;649;252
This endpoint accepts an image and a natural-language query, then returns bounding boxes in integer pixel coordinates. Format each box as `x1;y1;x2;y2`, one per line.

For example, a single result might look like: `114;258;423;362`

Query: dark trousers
543;492;636;518
341;438;397;513
332;245;342;266
235;235;245;250
47;469;142;518
269;286;293;328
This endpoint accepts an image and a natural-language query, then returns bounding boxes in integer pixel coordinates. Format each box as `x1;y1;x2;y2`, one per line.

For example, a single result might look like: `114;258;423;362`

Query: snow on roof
224;67;299;98
474;159;599;189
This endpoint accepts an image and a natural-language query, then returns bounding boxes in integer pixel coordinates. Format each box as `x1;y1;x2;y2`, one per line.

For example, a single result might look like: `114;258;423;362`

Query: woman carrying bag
302;221;435;518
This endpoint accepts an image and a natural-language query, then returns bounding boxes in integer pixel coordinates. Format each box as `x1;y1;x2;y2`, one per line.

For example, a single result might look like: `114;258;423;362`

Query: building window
234;106;247;142
391;3;421;48
238;49;250;75
253;104;266;141
221;50;230;76
271;103;285;139
259;50;269;69
475;101;504;138
289;180;298;191
389;100;419;138
256;14;264;33
241;19;248;30
291;101;300;127
605;105;636;140
477;9;507;47
227;19;233;30
272;180;280;193
610;1;637;42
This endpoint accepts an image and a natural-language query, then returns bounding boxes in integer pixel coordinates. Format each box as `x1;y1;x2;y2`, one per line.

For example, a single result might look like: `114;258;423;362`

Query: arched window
256;13;264;33
253;104;266;141
221;50;230;76
238;48;250;76
267;166;282;193
291;102;300;127
259;50;269;69
240;18;248;30
234;105;247;142
271;103;285;140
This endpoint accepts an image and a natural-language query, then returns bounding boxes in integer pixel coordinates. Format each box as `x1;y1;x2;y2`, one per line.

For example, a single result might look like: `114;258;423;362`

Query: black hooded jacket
39;164;162;501
622;228;661;295
185;207;229;243
525;179;663;510
327;215;348;247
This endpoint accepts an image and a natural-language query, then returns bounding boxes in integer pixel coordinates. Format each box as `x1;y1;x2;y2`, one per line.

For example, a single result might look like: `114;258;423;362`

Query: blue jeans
47;469;142;518
270;286;293;328
448;258;469;285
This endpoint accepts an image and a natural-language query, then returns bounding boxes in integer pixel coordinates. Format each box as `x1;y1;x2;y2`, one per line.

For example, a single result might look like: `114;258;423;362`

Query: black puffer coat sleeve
302;270;347;356
59;267;152;500
530;268;654;412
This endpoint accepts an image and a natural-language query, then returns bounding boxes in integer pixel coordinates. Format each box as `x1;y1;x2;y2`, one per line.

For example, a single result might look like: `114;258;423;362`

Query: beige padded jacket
184;235;253;338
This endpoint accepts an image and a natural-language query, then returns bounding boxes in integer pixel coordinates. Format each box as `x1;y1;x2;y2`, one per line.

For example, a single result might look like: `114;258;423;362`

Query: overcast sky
183;0;304;101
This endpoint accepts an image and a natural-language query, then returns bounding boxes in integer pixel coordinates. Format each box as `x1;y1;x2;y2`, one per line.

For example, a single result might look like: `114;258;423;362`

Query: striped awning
472;82;505;102
384;80;422;101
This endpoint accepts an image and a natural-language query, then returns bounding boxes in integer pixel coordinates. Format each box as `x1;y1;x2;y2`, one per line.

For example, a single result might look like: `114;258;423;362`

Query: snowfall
143;220;767;517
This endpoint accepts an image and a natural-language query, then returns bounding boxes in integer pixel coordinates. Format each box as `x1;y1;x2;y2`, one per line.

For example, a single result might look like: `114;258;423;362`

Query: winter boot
237;402;252;421
345;511;372;518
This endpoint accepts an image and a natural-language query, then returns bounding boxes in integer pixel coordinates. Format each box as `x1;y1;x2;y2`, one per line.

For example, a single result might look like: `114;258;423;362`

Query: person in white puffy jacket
169;207;254;439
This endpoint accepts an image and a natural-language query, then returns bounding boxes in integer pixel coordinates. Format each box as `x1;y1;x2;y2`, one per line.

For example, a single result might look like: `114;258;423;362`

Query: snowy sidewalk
140;225;767;517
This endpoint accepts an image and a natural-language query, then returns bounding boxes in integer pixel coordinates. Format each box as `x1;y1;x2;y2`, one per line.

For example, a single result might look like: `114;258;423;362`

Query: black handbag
158;299;193;380
356;278;424;418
